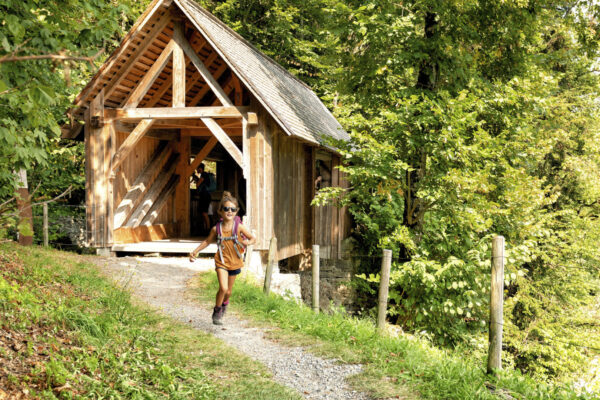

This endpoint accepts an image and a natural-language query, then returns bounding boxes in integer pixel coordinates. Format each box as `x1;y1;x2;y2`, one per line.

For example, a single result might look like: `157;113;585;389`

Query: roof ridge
180;0;315;93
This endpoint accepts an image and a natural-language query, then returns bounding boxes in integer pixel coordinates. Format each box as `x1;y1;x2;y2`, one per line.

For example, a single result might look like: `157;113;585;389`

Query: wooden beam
61;121;83;139
73;0;169;108
201;117;243;168
173;32;233;106
113;141;173;228
146;129;181;140
189;61;228;106
123;40;176;109
247;112;258;125
143;32;208;108
171;23;186;108
233;75;243;106
187;136;218;176
106;15;172;102
182;128;243;137
111;118;156;172
105;106;247;120
141;175;180;226
126;153;180;227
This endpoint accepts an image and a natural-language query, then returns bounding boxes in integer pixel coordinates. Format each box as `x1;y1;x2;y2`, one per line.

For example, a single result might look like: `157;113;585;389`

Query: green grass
195;272;599;400
0;243;302;400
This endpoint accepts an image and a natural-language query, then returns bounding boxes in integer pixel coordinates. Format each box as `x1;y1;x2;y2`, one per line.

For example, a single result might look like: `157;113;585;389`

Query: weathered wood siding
246;100;274;250
273;129;306;260
245;100;350;260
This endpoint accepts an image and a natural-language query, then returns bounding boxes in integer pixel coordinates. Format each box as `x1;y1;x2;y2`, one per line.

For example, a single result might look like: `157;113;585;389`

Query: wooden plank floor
112;237;217;254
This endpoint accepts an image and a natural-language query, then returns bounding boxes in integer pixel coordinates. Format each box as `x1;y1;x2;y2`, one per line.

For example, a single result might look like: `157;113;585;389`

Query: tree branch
0;49;104;69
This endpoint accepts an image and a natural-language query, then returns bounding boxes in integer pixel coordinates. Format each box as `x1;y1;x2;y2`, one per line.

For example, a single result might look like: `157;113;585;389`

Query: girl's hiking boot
212;306;223;325
222;300;229;316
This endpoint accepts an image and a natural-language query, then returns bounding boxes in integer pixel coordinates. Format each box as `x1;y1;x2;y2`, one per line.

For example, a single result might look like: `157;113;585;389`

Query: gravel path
96;256;370;400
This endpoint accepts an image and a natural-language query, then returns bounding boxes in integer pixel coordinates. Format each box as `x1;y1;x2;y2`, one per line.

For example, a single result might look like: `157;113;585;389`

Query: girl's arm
189;227;217;261
239;224;256;246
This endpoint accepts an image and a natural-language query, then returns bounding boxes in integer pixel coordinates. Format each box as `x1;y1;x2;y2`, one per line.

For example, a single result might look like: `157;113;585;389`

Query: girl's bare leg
223;275;237;304
215;268;229;307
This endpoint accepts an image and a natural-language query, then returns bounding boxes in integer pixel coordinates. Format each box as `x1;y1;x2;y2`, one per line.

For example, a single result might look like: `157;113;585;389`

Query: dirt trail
96;256;370;400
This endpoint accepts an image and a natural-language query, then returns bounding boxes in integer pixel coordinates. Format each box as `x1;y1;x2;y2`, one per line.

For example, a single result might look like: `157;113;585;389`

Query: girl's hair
218;191;239;214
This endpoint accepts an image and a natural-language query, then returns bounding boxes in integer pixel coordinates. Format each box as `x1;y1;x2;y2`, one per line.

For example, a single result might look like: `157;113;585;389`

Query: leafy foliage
310;0;600;384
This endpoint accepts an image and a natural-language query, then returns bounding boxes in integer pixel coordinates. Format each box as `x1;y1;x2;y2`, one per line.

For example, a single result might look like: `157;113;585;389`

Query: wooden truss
87;16;258;242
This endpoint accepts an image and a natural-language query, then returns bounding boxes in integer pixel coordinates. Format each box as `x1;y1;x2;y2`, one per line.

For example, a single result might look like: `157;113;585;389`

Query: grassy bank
195;272;597;400
0;243;301;399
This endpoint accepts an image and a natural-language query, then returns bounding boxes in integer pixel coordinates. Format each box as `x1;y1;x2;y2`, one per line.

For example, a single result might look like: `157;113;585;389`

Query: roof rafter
123;40;177;109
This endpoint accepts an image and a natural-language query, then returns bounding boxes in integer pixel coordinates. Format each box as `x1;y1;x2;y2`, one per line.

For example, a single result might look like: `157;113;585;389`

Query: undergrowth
195;272;600;400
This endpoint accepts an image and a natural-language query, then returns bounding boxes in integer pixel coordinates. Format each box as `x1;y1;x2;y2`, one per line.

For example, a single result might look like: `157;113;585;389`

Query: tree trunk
403;11;438;240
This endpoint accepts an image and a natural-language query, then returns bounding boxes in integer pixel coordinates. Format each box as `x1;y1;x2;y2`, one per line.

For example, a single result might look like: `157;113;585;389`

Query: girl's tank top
214;228;244;270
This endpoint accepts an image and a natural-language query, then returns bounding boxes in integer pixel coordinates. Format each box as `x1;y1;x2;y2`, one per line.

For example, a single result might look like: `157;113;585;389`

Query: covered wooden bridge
63;0;351;262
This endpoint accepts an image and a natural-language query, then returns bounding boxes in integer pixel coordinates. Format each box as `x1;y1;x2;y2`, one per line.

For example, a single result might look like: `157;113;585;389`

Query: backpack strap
216;217;246;261
216;220;224;262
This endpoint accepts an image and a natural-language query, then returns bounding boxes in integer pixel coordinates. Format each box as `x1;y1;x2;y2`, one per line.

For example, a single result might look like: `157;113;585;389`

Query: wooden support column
84;108;94;245
174;134;190;236
88;90;105;247
174;31;232;106
172;23;186;108
104;118;116;246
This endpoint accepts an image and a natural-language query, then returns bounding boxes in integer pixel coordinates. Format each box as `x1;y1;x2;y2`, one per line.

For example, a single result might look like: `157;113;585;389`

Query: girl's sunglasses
222;206;237;212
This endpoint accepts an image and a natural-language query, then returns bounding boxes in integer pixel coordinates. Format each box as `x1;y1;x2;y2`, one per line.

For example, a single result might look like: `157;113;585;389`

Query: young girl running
189;191;256;325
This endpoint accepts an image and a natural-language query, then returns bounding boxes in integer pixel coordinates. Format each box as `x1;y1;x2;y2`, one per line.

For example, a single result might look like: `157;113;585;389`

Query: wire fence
30;203;87;251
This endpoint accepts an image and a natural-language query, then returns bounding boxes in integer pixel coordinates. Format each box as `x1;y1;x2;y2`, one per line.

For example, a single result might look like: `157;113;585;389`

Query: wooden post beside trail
377;249;393;332
263;237;277;295
487;235;505;374
43;203;49;247
312;244;320;313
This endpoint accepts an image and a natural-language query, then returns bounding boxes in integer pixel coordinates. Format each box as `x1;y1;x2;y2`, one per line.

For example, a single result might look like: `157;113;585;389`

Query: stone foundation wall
298;243;359;312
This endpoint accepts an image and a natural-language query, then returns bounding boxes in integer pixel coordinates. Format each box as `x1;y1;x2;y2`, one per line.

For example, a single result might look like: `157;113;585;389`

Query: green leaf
32;87;55;106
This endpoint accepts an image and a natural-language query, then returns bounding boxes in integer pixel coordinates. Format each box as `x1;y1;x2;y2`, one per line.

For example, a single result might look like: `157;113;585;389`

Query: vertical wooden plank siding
272;129;308;260
303;145;314;250
332;156;341;259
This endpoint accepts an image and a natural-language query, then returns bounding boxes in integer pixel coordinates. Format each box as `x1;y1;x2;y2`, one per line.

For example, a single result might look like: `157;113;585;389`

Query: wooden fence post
43;203;49;247
312;244;320;313
377;249;393;332
263;237;277;295
487;235;505;374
